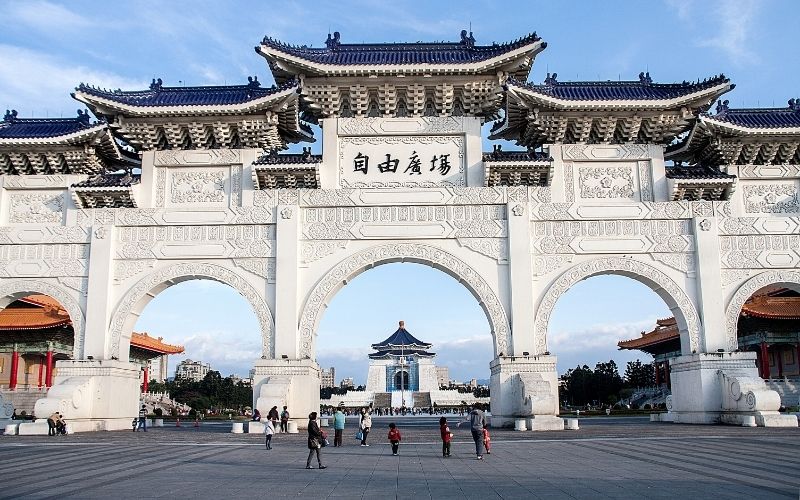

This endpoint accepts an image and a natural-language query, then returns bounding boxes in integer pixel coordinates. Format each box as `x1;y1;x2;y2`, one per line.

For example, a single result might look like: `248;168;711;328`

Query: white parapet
3;423;19;435
514;418;527;431
17;421;50;435
490;355;560;429
247;421;265;433
287;421;298;433
565;418;579;430
231;422;244;434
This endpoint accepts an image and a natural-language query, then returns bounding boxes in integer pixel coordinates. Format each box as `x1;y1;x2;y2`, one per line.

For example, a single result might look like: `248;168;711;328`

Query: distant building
340;377;354;389
228;374;243;385
469;378;477;388
321;367;336;388
436;366;449;387
175;359;211;382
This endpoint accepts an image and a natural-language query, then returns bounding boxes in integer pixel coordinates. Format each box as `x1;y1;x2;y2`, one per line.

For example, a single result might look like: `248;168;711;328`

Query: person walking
306;412;326;469
359;408;372;447
482;422;492;455
280;406;290;433
333;407;345;447
439;416;452;457
387;423;401;456
264;418;275;450
469;403;486;459
136;405;148;432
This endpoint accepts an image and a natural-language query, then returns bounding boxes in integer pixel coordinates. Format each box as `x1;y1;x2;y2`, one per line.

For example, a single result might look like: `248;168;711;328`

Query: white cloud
170;331;261;378
697;0;761;65
664;0;695;20
3;1;90;33
549;319;658;353
0;44;147;116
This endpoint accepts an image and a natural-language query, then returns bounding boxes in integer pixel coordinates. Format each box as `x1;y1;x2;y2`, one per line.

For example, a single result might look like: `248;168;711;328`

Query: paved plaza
1;417;798;499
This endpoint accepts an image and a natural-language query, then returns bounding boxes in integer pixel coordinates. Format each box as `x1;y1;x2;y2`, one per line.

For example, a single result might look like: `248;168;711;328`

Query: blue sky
1;0;793;381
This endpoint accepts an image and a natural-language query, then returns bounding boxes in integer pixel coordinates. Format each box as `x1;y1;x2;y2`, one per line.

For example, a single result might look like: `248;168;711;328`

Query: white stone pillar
464;117;483;187
691;216;727;352
83;225;115;359
507;190;535;356
274;204;300;359
319;118;339;189
489;355;561;430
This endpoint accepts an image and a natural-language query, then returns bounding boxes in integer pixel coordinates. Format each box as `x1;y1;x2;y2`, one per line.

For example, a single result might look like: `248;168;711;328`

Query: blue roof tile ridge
703;98;800;128
76;78;297;98
0;109;103;139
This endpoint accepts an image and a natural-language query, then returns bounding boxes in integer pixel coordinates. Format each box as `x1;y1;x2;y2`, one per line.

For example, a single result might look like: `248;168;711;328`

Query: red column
37;358;44;388
45;350;54;388
654;361;661;385
760;342;771;379
776;346;783;378
664;360;671;389
142;366;149;393
9;350;19;390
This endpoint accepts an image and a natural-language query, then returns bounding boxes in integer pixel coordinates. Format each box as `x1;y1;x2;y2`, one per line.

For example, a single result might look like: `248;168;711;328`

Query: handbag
356;430;363;441
310;438;320;449
321;438;329;447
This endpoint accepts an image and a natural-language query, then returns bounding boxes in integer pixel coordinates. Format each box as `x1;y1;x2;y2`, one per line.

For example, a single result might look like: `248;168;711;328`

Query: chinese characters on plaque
339;136;464;188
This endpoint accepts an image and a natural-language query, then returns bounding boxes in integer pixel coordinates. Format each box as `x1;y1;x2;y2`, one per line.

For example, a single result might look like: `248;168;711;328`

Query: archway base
252;358;320;431
23;360;141;433
489;355;563;430
668;352;798;427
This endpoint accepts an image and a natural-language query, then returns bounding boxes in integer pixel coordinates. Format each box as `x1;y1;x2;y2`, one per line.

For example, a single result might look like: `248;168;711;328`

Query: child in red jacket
482;423;491;454
388;423;401;456
440;416;453;457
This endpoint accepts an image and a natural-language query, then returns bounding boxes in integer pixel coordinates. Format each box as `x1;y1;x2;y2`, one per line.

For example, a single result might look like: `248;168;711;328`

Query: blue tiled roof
665;164;735;180
259;32;542;66
72;172;141;188
0;109;96;139
706;99;800;128
483;147;551;162
508;73;731;101
75;77;298;107
372;325;431;350
253;148;321;165
368;348;436;359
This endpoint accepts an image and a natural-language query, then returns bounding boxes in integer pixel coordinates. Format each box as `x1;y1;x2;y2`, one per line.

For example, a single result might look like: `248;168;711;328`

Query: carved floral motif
9;193;63;223
743;184;799;214
170;170;226;204
578;166;634;199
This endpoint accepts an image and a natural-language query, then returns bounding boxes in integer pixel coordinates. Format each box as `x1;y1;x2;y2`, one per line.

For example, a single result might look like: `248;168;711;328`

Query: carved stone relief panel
168;168;227;206
300;241;349;264
457;238;508;262
232;258;276;282
719;234;800;269
116;225;275;259
561;144;650;161
742;182;799;214
8;193;64;224
531;220;693;254
0;244;89;277
338;116;467;136
0;226;89;244
154;149;241;166
578;164;635;200
303;205;506;240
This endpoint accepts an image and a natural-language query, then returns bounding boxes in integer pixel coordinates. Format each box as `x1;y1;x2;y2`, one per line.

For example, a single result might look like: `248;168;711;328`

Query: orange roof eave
130;332;185;354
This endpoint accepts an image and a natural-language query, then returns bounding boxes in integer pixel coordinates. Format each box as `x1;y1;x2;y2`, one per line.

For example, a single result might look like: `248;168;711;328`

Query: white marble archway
0;279;85;359
534;257;702;355
297;242;511;359
108;262;274;360
726;270;800;351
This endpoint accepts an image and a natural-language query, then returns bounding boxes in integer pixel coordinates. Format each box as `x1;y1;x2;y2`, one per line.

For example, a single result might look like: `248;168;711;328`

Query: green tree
624;359;655;388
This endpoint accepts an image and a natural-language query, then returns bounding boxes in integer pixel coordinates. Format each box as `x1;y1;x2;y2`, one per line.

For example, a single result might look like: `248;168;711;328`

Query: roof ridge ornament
716;99;730;116
3;109;17;122
789;98;800;111
76;109;91;125
460;29;476;48
325;31;341;49
544;72;558;86
638;71;652;85
149;78;163;91
247;75;261;88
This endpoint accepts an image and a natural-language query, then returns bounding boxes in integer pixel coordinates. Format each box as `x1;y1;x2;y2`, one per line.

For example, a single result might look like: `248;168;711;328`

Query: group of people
303;403;492;469
253;406;290;450
46;412;67;436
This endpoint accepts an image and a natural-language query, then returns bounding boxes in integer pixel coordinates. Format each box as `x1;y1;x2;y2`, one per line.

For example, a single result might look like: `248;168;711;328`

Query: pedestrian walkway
1;418;798;498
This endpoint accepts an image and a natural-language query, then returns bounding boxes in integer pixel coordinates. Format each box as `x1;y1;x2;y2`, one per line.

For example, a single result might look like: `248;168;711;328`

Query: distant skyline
1;1;791;380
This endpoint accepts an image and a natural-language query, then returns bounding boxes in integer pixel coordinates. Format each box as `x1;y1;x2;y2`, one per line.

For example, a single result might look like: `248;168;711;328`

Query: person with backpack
333;407;345;446
280;406;290;433
264;419;275;450
469;403;486;460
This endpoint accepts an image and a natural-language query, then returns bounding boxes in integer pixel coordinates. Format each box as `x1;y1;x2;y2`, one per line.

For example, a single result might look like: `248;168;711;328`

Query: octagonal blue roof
371;321;431;350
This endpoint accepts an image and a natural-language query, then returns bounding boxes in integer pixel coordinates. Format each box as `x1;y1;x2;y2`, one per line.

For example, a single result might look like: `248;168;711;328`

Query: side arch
297;242;511;359
0;279;85;359
725;270;800;351
534;257;701;355
109;262;274;360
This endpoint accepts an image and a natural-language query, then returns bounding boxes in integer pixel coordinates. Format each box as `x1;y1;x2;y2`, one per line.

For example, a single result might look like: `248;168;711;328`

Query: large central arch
297;242;511;359
108;262;275;360
534;257;702;355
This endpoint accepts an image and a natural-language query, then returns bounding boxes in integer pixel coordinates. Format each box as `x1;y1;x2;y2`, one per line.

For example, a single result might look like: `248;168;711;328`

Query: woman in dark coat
306;412;326;469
